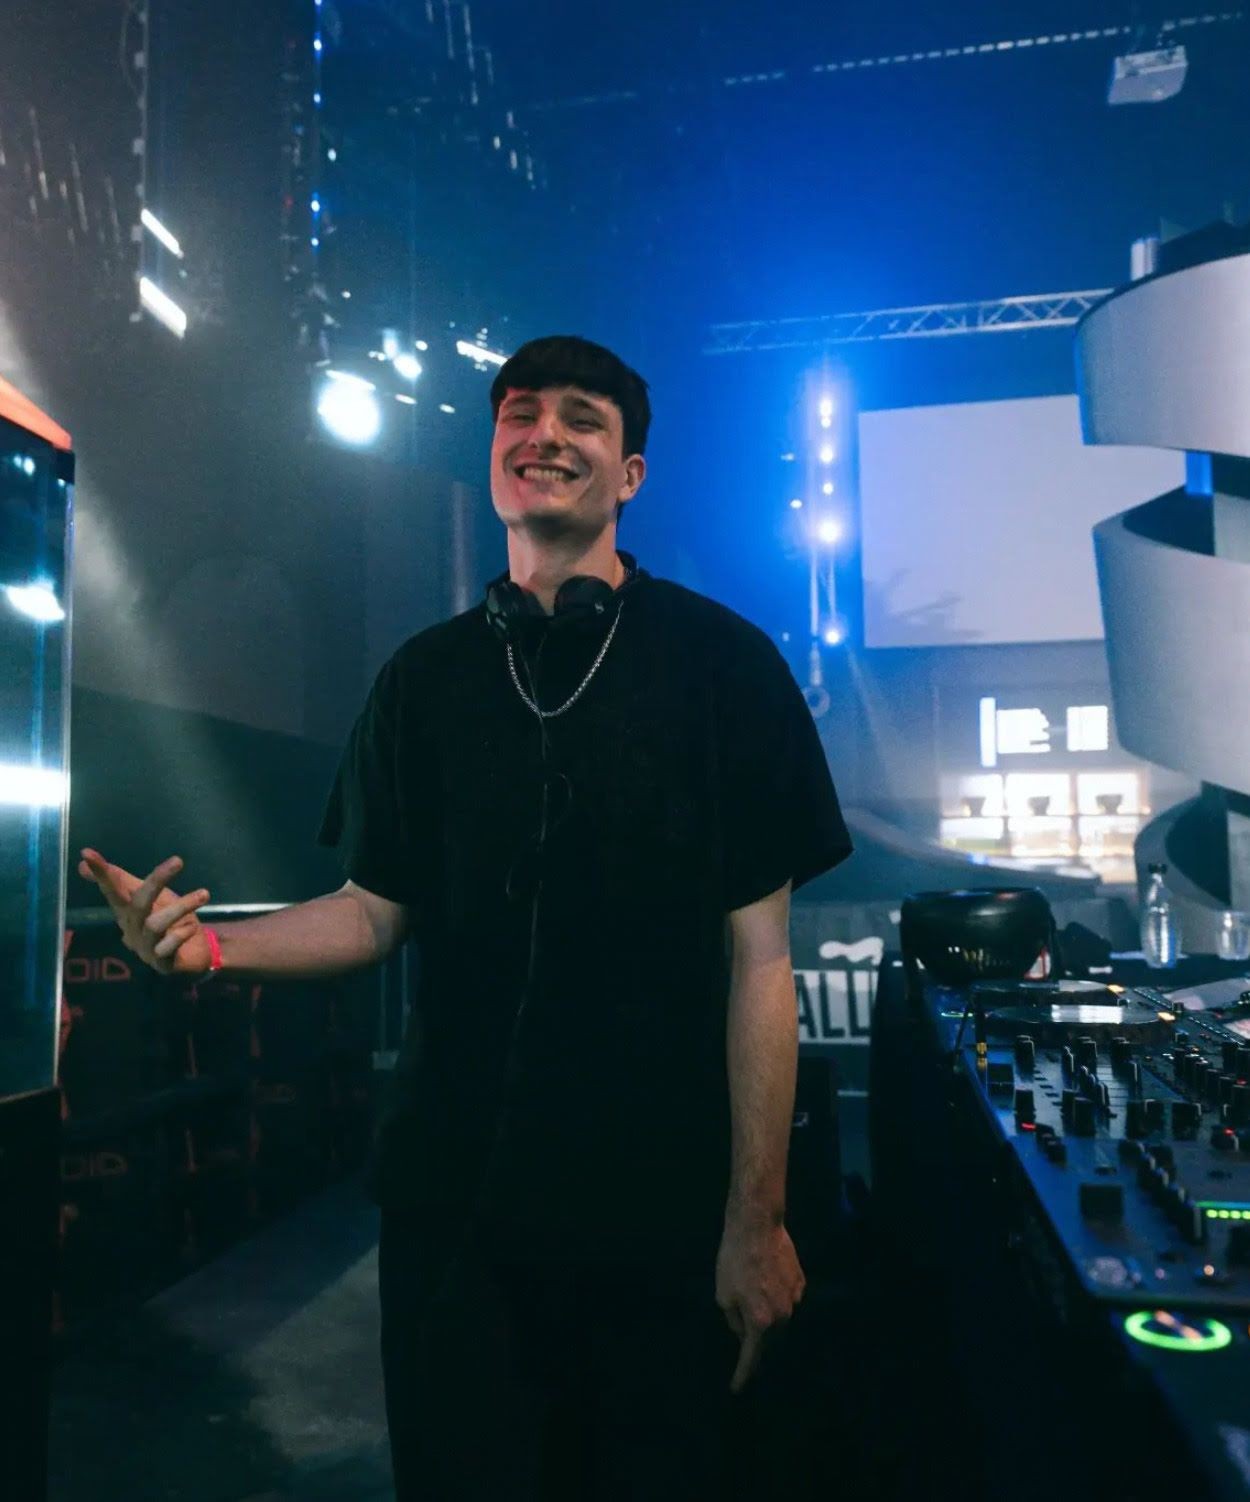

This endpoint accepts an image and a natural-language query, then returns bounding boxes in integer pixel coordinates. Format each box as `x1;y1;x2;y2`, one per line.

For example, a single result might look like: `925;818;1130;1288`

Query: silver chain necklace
506;605;624;720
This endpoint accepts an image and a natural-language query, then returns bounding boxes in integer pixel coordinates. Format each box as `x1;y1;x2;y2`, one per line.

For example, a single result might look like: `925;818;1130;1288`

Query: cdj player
871;962;1250;1502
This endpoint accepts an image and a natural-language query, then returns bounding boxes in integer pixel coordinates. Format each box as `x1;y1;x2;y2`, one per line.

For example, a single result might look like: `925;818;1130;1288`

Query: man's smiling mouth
515;463;578;482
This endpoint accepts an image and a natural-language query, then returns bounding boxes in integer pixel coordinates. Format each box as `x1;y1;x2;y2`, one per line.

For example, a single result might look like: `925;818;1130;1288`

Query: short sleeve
316;653;411;904
718;634;853;913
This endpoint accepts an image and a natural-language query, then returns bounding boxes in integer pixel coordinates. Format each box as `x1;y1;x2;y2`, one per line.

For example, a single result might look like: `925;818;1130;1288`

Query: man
80;335;852;1499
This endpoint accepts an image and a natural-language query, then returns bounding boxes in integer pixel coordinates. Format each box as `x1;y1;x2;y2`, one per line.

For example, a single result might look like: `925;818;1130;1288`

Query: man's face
490;385;645;538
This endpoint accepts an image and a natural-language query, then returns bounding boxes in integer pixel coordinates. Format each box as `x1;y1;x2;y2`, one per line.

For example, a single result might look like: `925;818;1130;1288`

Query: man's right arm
212;880;410;979
78;850;409;979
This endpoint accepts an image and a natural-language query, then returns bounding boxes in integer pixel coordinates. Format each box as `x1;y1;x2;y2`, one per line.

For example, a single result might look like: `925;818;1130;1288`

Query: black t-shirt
317;572;852;1262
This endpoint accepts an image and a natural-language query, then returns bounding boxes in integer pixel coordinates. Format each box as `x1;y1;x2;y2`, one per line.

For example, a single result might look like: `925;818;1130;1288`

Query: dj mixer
870;963;1250;1502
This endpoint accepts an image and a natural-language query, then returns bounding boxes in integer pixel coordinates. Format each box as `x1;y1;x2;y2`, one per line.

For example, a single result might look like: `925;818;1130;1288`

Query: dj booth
871;890;1250;1502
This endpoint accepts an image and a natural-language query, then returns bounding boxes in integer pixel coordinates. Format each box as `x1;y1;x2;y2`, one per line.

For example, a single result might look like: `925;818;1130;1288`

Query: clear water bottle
1140;862;1179;969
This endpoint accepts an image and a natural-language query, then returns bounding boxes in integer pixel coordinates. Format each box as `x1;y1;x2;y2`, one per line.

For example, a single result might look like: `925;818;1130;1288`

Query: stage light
0;762;67;809
392;353;422;382
816;518;842;545
317;376;381;445
822;481;834;496
4;582;65;624
311;197;322;214
456;339;508;368
311;237;320;248
416;340;429;351
313;92;322;104
821;415;833;429
819;443;835;465
439;403;456;414
395;393;417;406
313;35;323;52
381;330;400;359
140;208;183;259
819;396;835;420
823;626;844;646
138;276;187;337
327;148;337;162
789;498;804;509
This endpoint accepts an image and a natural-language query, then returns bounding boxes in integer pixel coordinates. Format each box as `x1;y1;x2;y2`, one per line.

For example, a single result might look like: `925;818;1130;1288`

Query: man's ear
618;453;646;503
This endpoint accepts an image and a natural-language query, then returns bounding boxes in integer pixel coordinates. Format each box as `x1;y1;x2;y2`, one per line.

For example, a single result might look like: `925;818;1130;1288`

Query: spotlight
4;582;65;624
819;443;835;465
789;498;804;510
392;353;422;382
816;518;841;545
138;276;187;338
1108;45;1187;105
822;481;834;496
823;626;844;647
140;208;183;259
317;375;381;445
0;762;67;809
818;396;835;421
456;339;508;368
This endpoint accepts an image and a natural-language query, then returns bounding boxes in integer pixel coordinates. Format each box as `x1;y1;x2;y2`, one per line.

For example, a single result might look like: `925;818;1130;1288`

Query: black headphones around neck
484;550;645;643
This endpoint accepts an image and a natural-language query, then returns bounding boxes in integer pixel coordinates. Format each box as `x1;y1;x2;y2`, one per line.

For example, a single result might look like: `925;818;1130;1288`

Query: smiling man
80;335;852;1500
356;335;853;1498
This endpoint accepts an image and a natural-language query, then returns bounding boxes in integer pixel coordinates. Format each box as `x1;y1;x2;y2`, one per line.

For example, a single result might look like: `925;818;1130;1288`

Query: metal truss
704;290;1113;355
532;10;1244;113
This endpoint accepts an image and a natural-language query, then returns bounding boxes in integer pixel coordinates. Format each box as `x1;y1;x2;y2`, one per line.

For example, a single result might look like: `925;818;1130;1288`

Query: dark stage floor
48;1099;875;1502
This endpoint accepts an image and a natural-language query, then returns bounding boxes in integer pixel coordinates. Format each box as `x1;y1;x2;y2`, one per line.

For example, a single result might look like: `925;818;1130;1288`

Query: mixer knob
1098;1081;1111;1110
1227;1225;1250;1264
1237;1046;1250;1076
1127;1061;1142;1092
1072;1097;1097;1136
1231;1085;1250;1127
1222;1041;1241;1075
1182;1203;1208;1245
1014;1088;1036;1124
1109;1037;1133;1073
1143;1099;1166;1132
1167;1186;1192;1225
1175;1029;1190;1047
1061;1046;1075;1080
1153;1143;1176;1171
1207;1069;1226;1105
1213;1125;1239;1152
987;1060;1015;1095
1220;1075;1238;1108
1061;1089;1077;1124
1015;1035;1037;1075
1125;1100;1149;1138
1043;1137;1067;1165
1076;1037;1099;1073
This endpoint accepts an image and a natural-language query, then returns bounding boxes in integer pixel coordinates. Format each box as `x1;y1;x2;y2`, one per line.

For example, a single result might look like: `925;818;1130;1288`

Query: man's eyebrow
561;394;609;417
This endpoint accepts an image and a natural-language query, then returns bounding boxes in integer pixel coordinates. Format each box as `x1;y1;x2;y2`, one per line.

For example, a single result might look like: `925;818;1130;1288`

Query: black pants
378;1210;743;1501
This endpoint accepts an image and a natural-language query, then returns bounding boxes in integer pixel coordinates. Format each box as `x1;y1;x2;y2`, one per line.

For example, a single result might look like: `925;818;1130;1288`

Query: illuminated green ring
1124;1310;1232;1353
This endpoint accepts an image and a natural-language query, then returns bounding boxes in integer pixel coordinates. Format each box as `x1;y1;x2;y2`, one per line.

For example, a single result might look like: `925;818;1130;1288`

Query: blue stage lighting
317;376;382;446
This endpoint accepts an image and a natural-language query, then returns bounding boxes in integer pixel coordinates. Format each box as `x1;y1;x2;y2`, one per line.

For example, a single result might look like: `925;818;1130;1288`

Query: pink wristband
202;925;223;977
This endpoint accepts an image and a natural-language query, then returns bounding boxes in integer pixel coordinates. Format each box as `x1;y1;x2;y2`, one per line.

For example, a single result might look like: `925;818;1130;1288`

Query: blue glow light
311;236;320;248
313;35;323;52
313;91;322;105
823;627;844;646
789;498;804;509
311;197;322;214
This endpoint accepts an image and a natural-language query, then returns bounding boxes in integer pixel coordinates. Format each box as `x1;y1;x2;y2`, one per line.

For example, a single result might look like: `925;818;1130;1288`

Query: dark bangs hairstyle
489;335;652;459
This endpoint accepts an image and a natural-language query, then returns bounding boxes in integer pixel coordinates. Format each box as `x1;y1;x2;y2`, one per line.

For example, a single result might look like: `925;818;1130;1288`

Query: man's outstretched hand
716;1216;805;1395
78;849;213;976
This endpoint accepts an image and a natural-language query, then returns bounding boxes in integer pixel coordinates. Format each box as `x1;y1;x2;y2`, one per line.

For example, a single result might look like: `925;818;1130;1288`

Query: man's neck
506;528;624;615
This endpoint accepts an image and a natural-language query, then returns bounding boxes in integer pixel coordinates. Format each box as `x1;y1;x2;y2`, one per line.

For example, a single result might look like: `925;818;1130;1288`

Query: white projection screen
858;395;1185;647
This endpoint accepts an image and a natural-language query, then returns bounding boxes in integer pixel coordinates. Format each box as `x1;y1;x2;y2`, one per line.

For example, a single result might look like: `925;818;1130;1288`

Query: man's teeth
520;466;573;481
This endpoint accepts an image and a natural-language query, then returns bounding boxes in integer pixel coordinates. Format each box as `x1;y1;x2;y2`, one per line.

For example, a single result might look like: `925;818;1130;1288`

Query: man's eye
572;419;599;430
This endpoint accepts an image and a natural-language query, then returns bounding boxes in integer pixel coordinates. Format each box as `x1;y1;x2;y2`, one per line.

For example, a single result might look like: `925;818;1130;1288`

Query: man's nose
529;408;566;447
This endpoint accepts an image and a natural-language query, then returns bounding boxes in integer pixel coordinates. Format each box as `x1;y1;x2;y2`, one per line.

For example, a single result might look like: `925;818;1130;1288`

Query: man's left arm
717;878;806;1395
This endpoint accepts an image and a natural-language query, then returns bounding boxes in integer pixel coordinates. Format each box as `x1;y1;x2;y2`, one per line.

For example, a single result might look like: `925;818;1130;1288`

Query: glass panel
0;415;73;1098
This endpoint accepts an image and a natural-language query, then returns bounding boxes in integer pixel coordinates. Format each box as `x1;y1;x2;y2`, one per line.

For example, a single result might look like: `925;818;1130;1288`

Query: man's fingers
145;889;210;939
730;1325;764;1395
153;917;200;959
131;856;184;921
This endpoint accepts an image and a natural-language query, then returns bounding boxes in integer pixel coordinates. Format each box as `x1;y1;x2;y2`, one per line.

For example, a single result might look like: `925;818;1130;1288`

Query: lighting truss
531;11;1244;113
704;290;1112;355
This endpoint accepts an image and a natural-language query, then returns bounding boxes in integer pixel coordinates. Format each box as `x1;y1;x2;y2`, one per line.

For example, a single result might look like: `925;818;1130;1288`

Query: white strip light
324;368;375;389
0;763;68;809
5;583;65;624
140;208;184;258
139;277;188;338
455;339;508;368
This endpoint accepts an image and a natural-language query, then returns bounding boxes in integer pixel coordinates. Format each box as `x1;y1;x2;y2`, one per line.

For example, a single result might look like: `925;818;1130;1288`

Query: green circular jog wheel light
1124;1310;1232;1353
